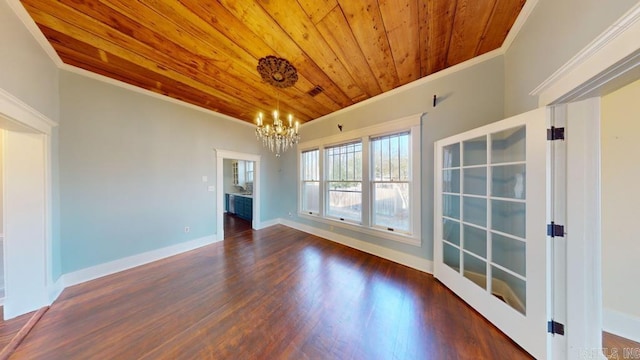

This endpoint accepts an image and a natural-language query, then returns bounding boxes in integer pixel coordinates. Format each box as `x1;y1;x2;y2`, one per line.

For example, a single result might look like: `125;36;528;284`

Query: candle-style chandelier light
255;56;300;157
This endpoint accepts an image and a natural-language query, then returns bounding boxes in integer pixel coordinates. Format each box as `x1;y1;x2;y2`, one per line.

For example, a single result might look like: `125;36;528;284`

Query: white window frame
324;141;363;224
297;114;421;246
245;161;254;183
300;149;320;215
370;131;412;234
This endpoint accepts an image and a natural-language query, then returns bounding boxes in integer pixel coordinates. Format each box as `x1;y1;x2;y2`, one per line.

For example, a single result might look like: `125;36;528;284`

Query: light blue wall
504;0;638;116
58;71;277;273
279;56;506;261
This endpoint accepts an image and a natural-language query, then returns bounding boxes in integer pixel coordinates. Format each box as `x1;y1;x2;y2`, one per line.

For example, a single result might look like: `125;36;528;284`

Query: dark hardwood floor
7;225;533;359
0;309;34;353
224;212;252;238
603;332;640;359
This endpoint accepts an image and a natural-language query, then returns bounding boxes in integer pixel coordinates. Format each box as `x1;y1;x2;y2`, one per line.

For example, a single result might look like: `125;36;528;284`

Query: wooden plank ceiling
21;0;526;124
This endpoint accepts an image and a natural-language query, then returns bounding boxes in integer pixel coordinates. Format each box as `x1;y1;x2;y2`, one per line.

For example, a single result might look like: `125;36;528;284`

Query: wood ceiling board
176;0;338;119
47;29;253;118
104;0;322;121
254;0;365;101
29;0;320;122
23;2;277;115
447;0;498;66
19;0;526;124
216;0;353;109
297;0;339;24
338;0;399;92
315;6;383;98
379;0;421;84
421;0;458;75
475;0;526;55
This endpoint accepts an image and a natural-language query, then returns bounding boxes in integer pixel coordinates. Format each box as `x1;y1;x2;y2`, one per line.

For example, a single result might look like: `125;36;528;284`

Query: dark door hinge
547;126;565;141
547;222;565;238
548;320;565;335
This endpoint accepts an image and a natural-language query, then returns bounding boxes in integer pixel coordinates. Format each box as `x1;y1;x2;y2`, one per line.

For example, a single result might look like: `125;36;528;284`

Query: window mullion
361;136;370;227
319;147;325;217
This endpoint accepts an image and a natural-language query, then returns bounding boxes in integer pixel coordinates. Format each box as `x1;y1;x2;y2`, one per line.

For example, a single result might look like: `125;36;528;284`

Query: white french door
434;108;550;359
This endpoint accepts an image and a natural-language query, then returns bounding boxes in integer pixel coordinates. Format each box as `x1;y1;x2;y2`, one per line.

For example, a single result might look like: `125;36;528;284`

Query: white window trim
299;149;321;215
298;113;422;246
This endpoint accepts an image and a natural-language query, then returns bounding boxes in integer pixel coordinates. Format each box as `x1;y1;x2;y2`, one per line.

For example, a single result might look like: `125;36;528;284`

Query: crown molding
302;49;503;128
501;0;540;53
530;2;640;104
61;65;254;128
0;87;58;134
6;0;63;67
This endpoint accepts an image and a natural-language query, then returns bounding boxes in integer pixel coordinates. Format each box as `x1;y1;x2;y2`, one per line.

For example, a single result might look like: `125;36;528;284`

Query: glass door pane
489;126;527;314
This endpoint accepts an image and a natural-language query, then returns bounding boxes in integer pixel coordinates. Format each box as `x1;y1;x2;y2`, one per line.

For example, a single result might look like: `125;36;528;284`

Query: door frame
215;149;261;241
0;88;57;319
531;3;640;357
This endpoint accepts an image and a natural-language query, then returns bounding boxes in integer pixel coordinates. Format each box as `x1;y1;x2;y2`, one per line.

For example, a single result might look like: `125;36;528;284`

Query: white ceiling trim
501;0;540;52
303;49;503;127
62;65;255;128
530;2;640;105
6;0;63;67
0;87;58;134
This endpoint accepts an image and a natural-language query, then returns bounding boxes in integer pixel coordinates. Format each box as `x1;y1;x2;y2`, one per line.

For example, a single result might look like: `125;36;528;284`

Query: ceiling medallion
255;56;300;157
257;56;298;88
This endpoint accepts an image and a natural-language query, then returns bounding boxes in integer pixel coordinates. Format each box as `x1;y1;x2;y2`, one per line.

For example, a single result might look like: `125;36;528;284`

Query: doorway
223;158;255;237
215;150;261;241
600;79;640;354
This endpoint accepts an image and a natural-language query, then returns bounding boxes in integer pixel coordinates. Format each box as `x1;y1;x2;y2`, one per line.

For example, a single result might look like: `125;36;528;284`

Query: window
371;132;410;232
245;161;254;183
325;142;362;222
297;115;421;245
301;149;319;213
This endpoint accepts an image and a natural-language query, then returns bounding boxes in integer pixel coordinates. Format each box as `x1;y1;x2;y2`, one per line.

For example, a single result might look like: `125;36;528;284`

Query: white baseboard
62;235;219;288
603;308;640;344
48;276;65;304
280;219;433;274
255;218;280;230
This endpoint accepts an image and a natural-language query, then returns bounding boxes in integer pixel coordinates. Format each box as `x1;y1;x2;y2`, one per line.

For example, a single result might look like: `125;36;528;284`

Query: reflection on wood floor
2;225;534;359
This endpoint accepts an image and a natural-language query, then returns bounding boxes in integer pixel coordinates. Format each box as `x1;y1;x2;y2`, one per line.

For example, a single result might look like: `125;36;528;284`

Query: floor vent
307;85;324;97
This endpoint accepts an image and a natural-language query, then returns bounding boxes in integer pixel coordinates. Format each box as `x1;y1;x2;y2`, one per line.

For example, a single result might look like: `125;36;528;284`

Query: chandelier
255;56;300;156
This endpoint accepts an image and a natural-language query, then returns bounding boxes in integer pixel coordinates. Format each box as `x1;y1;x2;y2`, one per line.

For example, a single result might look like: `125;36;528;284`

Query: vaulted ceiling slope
21;0;526;124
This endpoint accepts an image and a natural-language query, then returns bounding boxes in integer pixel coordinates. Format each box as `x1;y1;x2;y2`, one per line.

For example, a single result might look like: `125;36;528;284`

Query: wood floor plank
8;225;533;359
603;332;640;359
0;309;35;357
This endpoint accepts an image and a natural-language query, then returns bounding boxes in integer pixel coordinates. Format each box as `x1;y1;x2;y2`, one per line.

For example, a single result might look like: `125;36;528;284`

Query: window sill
298;213;421;247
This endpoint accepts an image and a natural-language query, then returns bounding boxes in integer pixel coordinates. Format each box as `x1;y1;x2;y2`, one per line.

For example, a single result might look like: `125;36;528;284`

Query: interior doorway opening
215;150;261;241
599;78;640;353
222;158;255;238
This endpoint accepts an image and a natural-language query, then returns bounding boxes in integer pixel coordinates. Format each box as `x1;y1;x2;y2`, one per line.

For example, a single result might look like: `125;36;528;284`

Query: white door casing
215;149;261;241
0;88;57;319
